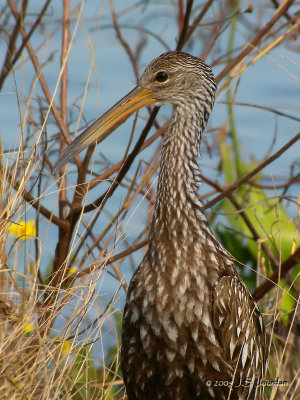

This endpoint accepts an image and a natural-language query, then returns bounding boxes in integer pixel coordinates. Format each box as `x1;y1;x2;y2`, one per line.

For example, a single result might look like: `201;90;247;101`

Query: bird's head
53;51;216;173
140;51;216;107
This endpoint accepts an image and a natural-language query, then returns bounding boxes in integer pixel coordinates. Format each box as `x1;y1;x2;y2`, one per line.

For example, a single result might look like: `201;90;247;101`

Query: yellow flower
9;220;36;240
68;266;78;276
65;266;78;287
61;341;72;353
23;316;35;334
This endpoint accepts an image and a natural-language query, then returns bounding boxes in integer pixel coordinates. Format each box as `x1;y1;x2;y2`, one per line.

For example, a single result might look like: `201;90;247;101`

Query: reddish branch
0;0;29;90
41;0;72;332
0;0;52;90
8;0;76;150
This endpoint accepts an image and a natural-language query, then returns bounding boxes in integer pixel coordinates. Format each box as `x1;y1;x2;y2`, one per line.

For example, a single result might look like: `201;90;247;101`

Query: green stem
226;0;244;178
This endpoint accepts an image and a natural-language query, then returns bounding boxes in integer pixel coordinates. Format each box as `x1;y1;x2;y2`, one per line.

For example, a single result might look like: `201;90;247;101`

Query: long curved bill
52;86;156;173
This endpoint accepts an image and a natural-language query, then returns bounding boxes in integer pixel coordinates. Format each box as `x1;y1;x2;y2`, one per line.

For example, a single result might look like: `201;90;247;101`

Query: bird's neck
149;103;219;271
155;105;204;211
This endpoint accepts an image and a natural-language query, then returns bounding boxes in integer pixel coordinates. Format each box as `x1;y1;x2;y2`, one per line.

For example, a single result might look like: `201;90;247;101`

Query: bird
53;51;266;400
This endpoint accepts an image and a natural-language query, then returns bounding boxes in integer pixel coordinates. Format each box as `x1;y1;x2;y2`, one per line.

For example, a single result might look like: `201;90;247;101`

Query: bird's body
53;51;266;400
120;53;266;400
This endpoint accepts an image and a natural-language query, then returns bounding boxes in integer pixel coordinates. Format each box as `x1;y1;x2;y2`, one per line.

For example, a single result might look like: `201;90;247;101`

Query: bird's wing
212;275;266;385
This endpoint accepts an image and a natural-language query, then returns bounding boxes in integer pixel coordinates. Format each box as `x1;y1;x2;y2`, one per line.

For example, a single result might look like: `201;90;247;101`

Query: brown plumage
53;51;267;400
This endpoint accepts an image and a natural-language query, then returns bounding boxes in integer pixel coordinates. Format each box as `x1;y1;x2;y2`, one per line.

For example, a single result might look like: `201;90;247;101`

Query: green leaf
219;143;299;266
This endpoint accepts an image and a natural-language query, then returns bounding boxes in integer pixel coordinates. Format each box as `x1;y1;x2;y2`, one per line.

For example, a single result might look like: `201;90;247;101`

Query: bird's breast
122;257;234;399
126;254;222;356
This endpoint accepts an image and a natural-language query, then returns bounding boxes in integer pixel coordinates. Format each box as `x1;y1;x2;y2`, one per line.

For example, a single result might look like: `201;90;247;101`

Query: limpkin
54;52;266;399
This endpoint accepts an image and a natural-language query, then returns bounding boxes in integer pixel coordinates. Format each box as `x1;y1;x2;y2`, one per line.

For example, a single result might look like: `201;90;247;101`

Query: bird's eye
155;71;168;82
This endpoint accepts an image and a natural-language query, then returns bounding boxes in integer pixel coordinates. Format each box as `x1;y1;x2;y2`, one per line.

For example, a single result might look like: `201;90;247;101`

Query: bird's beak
52;86;156;173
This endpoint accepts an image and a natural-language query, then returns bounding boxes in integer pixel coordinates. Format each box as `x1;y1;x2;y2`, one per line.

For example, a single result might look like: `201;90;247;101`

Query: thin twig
0;0;52;90
253;246;300;301
0;166;68;230
59;0;70;220
216;0;295;83
176;0;194;50
201;175;280;268
178;0;214;50
204;132;300;210
109;0;139;82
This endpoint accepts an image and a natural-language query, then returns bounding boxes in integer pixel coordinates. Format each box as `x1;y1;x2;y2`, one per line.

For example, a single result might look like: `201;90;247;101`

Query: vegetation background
0;0;299;399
